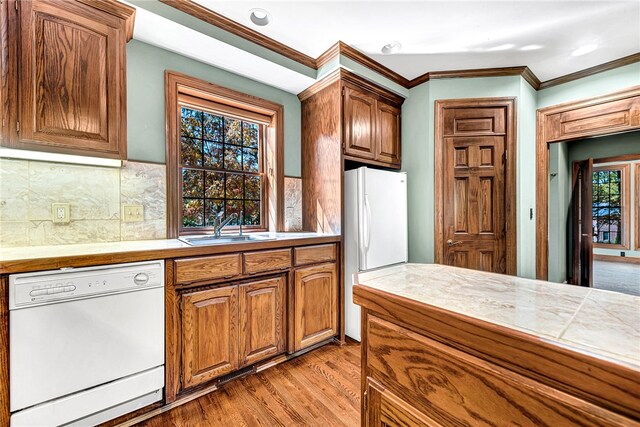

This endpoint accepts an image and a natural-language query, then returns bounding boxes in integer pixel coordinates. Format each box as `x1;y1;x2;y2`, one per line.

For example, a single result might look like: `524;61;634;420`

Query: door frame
535;85;640;280
434;97;518;275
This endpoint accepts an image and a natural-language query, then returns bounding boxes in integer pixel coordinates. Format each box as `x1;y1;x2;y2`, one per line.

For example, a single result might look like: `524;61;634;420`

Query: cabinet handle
447;239;463;247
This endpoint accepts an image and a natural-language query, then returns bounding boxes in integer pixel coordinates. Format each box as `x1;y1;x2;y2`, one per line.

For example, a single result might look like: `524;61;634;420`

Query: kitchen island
353;263;640;427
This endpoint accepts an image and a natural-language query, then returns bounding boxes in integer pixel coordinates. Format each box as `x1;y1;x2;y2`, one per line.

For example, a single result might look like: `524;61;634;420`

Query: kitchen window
592;163;630;249
165;72;285;237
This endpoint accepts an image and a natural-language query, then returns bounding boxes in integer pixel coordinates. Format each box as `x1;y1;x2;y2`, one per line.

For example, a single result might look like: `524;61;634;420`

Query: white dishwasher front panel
10;284;164;412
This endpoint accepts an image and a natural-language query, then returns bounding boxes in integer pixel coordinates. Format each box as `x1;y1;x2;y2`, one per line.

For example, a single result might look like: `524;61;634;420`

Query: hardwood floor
136;341;361;427
592;260;640;296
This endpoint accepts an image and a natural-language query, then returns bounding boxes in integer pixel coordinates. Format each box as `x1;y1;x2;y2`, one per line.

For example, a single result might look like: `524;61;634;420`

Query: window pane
226;173;243;199
224;145;242;171
225;118;242;145
203;113;223;141
242;148;259;172
242;122;259;148
205;172;224;198
182;199;204;227
226;200;242;225
204;141;223;169
245;175;261;200
204;199;224;226
182;169;203;198
181;108;202;138
181;137;201;166
244;200;260;225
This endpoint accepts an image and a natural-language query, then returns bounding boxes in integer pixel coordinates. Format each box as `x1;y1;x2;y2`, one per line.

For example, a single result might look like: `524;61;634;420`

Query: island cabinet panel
9;0;132;158
364;314;636;427
239;276;286;367
293;263;338;351
181;285;239;389
344;85;377;160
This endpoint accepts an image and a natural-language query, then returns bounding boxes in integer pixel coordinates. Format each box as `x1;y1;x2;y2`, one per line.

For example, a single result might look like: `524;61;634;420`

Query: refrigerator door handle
364;194;372;251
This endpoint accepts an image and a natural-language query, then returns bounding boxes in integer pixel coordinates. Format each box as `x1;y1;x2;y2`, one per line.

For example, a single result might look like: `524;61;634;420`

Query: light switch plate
123;204;144;222
51;203;70;224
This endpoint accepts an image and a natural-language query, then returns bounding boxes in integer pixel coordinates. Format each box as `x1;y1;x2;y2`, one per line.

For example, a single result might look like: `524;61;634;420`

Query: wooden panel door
344;85;376;160
17;0;125;158
365;378;439;427
376;101;401;166
181;285;238;388
572;159;594;287
293;263;338;351
442;106;508;273
239;276;285;367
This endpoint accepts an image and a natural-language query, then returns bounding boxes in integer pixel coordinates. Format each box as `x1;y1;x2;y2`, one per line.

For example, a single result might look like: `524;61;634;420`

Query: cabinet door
344;85;377;160
365;378;438;427
376;101;401;166
293;263;338;351
239;276;286;367
181;285;238;388
17;0;125;158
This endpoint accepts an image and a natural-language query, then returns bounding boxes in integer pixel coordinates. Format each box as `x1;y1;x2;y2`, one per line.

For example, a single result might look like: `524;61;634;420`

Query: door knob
447;239;463;247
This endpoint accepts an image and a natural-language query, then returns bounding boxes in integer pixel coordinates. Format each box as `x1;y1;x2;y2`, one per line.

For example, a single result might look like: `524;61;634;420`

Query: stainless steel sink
178;234;275;246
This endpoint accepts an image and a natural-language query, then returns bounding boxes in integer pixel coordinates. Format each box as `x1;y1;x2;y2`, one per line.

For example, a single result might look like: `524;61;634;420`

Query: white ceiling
195;0;640;82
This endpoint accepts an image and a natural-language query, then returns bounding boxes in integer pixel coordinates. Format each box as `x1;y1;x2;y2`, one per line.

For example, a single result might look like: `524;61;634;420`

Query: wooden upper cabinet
239;276;286;367
293;263;338;351
181;285;239;388
344;85;377;160
376;101;401;166
341;79;403;168
0;0;6;146
8;0;134;158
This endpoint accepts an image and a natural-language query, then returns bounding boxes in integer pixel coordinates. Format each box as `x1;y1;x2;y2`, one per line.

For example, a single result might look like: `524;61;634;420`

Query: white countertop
0;232;339;263
355;263;640;369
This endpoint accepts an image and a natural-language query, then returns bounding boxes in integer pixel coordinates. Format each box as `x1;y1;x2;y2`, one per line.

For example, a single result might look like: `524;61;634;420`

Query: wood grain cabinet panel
0;0;6;146
8;0;133;158
365;378;439;427
239;276;285;367
344;85;377;160
293;263;338;351
174;253;241;284
243;249;291;275
294;244;337;266
181;285;239;388
365;314;635;427
376;101;401;166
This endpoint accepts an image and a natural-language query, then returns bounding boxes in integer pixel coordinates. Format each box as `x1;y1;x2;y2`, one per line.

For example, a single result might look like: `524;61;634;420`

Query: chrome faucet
209;208;238;237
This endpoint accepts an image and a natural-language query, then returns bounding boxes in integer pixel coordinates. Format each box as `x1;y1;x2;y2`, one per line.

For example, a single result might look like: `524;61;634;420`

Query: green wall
126;40;302;177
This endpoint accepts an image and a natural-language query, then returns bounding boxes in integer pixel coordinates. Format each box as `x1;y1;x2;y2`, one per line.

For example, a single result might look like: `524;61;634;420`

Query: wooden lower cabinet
239;276;285;367
181;285;239;389
365;378;437;427
293;263;338;351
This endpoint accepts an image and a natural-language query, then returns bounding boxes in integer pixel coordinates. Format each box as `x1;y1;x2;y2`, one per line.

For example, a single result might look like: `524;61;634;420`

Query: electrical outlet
51;203;70;224
123;205;144;222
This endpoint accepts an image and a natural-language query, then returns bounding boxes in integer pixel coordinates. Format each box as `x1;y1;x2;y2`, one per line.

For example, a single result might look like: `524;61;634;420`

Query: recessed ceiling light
249;8;270;26
381;41;402;55
520;44;543;51
487;43;515;52
571;44;598;56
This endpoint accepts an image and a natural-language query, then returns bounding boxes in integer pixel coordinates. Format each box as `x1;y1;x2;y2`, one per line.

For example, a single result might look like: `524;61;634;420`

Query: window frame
592;163;631;250
165;71;285;238
636;163;640;251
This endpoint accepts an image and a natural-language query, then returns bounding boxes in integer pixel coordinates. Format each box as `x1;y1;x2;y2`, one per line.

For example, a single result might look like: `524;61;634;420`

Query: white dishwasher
9;260;165;427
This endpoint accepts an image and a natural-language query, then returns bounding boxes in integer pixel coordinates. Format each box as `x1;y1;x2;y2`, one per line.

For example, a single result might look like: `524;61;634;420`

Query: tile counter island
353;263;640;427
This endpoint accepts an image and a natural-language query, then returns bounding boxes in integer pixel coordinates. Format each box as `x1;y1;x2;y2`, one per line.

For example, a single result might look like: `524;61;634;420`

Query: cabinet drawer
243;249;292;275
175;254;242;284
294;244;337;266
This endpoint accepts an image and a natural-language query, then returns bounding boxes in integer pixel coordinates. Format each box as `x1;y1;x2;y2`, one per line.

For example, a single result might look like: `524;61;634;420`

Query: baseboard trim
594;254;640;264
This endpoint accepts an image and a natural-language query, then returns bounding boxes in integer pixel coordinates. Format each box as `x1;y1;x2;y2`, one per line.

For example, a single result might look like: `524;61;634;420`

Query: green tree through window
592;169;622;244
180;106;263;229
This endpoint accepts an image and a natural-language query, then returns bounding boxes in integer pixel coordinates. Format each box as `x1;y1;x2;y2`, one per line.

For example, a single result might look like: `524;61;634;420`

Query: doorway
434;98;517;274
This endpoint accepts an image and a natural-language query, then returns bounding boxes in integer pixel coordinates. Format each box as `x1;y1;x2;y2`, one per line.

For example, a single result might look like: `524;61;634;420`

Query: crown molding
158;0;317;69
538;52;640;90
156;1;640;93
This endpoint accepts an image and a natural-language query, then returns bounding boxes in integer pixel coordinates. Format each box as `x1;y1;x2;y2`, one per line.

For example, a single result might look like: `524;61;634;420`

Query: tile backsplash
284;177;302;232
0;159;167;247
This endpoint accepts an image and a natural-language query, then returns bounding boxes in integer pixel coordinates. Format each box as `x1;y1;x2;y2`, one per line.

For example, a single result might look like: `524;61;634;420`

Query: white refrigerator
344;167;408;341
